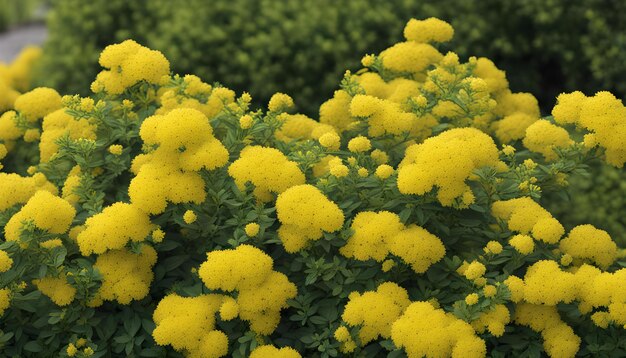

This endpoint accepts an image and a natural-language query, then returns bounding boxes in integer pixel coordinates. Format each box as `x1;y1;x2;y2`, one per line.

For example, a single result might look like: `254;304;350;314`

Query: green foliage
546;162;626;247
0;0;43;32
35;0;626;115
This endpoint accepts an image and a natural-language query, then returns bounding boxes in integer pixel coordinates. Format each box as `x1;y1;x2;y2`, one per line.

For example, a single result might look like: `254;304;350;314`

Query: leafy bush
1;17;626;358
0;0;43;32
35;0;626;115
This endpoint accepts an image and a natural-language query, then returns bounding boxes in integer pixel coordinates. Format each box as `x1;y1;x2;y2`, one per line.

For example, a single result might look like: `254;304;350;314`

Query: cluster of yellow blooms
340;211;446;274
552;91;626;167
514;303;581;358
153;294;230;358
77;202;152;255
397;128;502;206
93;245;157;305
4;190;75;244
492;197;565;244
228;146;305;201
39;106;96;163
249;345;301;358
130;108;229;214
0;87;65;146
91;40;170;94
522;120;573;161
197;245;297;334
275;184;344;252
337;282;410;350
157;74;236;118
0;47;41;111
392;301;486;357
0;172;57;211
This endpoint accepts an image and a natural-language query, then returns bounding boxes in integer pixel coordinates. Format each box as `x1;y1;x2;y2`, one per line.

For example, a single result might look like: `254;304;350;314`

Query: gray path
0;23;47;63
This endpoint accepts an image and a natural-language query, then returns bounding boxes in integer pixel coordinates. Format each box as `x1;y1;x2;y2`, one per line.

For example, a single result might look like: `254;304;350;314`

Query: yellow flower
397;128;501;206
318;132;341;151
33;276;76;306
66;343;78;357
183;210;197;224
14;87;62;121
463;261;486;280
245;222;260;237
152;228;165;243
485;241;503;254
347;136;371;153
239;114;253;129
92;40;170;94
375;164;394;179
276;185;344;252
483;285;497;298
250;345;301;358
403;18;454;43
0;250;13;273
509;234;534;255
465;293;479;305
268;93;294;112
108;144;123;155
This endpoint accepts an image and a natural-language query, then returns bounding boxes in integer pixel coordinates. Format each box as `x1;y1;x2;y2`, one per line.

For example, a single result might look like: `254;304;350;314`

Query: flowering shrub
1;17;625;358
35;0;626;114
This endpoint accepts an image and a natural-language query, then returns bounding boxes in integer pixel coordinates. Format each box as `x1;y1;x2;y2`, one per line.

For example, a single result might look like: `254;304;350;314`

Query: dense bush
0;0;42;32
35;0;626;115
1;16;626;358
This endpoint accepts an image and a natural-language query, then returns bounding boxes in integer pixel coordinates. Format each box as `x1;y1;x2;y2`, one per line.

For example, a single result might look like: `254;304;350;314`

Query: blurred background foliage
32;0;626;115
0;0;44;32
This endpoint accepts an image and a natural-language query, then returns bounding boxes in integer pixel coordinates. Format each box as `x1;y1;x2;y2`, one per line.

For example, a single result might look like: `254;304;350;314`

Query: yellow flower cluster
157;75;235;119
249;345;302;358
339;282;410;347
32;276;76;306
349;94;418;137
183;210;197;224
275;113;336;143
0;46;42;111
509;260;626;335
39;109;96;162
340;211;445;274
552;91;626;167
522;120;573;160
244;222;260;237
92;40;170;94
0;288;11;316
93;245;157;305
130;108;229;213
392;301;486;358
471;304;510;337
0;172;57;211
198;245;297;334
397;128;501;206
380;19;446;75
559;225;617;269
403;18;454;43
76;202;153;255
228;146;305;201
515;303;580;358
492;197;565;244
4;190;75;243
0;111;23;142
275;184;344;252
153;294;229;358
14;87;63;122
268;93;294;112
0;250;12;273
